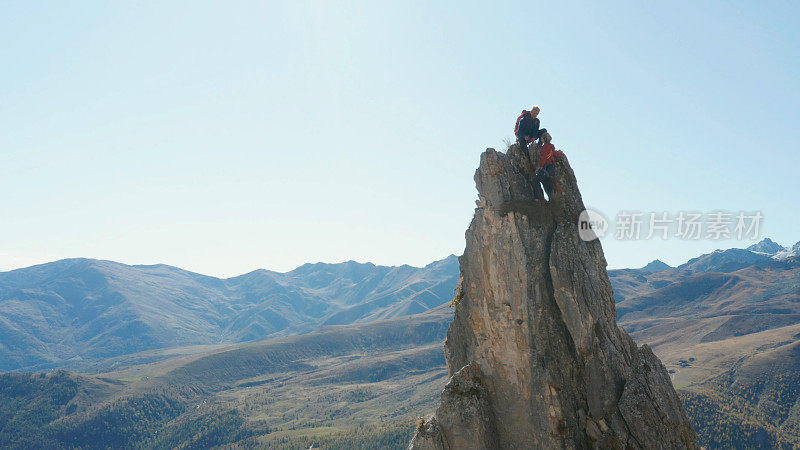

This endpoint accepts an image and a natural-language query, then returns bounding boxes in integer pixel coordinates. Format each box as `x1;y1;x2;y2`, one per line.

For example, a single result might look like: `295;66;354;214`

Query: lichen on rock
409;143;698;449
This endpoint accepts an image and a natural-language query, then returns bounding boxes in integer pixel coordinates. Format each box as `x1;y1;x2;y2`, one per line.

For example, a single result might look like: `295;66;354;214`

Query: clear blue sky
1;1;798;277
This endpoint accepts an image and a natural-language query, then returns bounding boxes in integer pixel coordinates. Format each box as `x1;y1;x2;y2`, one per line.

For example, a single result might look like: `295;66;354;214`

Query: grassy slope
0;309;452;449
2;256;800;448
9;306;800;449
613;261;800;448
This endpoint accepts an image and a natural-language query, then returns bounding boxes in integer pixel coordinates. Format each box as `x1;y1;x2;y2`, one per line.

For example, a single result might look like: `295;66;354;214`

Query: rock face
409;143;698;449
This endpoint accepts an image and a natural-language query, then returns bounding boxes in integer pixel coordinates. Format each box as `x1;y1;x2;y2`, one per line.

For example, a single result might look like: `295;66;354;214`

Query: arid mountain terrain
0;256;458;372
1;239;799;448
612;241;800;448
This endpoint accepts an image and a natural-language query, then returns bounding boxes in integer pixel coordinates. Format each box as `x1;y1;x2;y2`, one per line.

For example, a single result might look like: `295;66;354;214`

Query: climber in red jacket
533;132;564;201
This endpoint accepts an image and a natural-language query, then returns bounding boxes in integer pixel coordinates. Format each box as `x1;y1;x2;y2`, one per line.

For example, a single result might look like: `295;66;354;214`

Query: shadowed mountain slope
0;308;453;449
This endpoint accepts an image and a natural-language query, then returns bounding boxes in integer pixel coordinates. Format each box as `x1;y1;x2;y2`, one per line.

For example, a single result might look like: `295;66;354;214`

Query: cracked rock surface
408;144;698;449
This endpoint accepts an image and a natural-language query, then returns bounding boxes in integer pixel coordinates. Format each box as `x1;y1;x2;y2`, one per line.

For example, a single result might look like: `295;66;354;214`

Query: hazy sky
2;1;798;277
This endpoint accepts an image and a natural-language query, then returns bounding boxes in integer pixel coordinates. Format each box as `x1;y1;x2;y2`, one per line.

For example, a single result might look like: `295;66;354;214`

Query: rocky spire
409;143;697;449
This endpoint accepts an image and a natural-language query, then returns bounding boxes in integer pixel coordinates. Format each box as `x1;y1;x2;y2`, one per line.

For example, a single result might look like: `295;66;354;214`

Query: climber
532;132;564;201
514;106;547;157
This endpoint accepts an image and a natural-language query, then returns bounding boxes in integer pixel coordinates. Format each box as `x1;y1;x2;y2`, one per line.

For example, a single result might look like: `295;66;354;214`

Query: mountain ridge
0;255;459;371
1;241;799;447
4;240;798;373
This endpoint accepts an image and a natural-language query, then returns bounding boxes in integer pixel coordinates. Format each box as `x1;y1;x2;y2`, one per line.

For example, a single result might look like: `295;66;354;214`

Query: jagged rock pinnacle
409;143;697;449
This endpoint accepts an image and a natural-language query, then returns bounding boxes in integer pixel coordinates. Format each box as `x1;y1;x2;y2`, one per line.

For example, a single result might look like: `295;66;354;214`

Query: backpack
514;110;529;136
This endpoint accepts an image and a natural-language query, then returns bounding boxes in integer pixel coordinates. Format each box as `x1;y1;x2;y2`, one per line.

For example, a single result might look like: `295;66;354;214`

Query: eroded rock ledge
409;143;698;449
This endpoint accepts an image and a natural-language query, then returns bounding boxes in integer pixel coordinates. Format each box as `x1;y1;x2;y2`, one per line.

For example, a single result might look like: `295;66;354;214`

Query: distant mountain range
0;256;458;371
608;238;800;447
1;238;800;447
746;237;800;260
3;240;799;374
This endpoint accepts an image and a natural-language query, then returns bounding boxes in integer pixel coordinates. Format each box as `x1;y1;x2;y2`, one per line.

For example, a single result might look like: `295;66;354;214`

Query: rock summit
409;143;697;449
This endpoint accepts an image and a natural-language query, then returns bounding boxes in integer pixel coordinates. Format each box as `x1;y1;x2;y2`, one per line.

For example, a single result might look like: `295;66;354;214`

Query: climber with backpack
533;132;564;201
514;106;547;157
